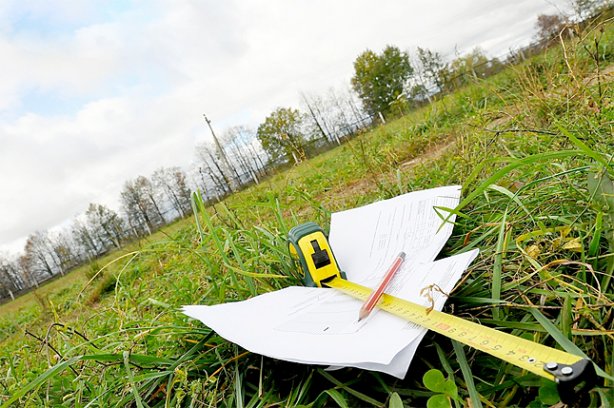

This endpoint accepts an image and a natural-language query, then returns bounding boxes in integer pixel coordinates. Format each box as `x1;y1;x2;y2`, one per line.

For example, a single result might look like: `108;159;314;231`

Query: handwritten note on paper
183;186;479;378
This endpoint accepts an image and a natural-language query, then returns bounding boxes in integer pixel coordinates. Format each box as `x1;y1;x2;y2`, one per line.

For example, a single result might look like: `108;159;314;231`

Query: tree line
0;86;373;301
0;167;195;301
0;6;595;302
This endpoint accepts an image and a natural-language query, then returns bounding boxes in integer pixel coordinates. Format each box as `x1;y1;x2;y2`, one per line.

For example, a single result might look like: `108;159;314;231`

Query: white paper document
329;185;462;281
183;185;479;378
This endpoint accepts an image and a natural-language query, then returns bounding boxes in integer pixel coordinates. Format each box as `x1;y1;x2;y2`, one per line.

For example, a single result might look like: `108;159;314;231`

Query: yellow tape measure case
288;222;346;287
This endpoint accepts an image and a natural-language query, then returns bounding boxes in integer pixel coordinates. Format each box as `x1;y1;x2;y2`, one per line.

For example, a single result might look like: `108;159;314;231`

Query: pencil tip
358;310;369;322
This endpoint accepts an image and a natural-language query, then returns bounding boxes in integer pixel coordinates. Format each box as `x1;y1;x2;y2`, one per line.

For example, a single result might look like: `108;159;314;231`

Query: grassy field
1;19;613;407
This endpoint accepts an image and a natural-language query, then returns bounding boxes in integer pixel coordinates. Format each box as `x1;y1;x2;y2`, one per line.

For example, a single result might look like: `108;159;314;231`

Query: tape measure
287;222;597;404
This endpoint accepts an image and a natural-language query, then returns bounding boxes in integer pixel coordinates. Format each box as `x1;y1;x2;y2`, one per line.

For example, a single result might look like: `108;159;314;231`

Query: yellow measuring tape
328;276;578;380
287;222;597;404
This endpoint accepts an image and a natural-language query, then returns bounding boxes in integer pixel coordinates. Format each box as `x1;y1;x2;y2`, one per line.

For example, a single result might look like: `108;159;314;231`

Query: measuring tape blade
326;276;582;381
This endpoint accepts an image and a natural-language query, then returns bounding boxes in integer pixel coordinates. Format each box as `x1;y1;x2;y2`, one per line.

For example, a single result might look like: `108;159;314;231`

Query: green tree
257;107;306;165
441;48;490;91
351;45;413;117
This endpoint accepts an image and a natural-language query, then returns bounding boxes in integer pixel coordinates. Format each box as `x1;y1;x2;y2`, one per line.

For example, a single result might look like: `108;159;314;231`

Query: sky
0;0;572;255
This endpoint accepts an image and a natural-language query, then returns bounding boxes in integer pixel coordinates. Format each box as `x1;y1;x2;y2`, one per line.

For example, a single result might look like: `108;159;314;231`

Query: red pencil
358;251;406;321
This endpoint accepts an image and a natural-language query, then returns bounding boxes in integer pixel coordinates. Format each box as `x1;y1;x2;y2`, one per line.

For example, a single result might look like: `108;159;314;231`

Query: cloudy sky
0;0;571;254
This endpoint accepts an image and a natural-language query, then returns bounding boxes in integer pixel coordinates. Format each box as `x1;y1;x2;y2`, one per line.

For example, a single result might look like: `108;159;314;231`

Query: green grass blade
456;150;583;213
452;340;483;408
389;392;404;408
318;370;383;406
123;351;146;408
560;294;572;340
434;342;455;378
234;364;244;408
492;210;508;320
487;184;532;219
324;389;349;408
191;191;206;242
556;124;610;167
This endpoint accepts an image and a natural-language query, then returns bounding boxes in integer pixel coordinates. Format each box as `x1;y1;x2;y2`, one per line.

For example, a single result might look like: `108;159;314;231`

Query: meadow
0;19;612;407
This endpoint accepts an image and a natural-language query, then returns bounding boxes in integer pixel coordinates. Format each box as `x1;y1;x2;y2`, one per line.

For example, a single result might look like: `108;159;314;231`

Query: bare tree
18;254;39;288
234;127;267;176
72;219;103;260
417;47;445;93
120;176;166;236
0;254;24;300
203;114;238;192
192;166;215;202
171;168;194;214
121;180;153;236
222;126;265;185
49;231;79;274
85;203;125;250
137;176;166;224
329;87;366;138
302;87;369;144
571;0;603;20
196;142;233;196
301;93;335;144
152;167;193;218
22;231;61;280
535;14;568;43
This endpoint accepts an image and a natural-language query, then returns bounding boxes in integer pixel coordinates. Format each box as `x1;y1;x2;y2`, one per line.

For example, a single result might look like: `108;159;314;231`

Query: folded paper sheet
183;185;479;378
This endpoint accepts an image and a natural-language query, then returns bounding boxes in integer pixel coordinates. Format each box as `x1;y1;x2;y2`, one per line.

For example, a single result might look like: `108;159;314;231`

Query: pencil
358;251;406;321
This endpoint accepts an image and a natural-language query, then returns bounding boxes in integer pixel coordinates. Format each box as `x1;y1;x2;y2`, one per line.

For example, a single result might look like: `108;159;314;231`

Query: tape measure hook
544;359;597;404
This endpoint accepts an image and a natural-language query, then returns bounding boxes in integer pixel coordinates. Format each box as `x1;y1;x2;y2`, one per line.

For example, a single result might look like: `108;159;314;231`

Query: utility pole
203;114;235;192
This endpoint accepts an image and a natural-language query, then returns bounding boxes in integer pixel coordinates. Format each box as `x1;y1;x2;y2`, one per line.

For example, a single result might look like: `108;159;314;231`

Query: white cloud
0;0;571;253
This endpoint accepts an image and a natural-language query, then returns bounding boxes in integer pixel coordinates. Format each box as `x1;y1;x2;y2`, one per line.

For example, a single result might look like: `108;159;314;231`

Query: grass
1;17;613;407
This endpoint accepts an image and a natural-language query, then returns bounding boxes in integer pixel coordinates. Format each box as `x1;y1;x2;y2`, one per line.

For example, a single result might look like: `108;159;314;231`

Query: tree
416;47;445;93
407;83;430;103
571;0;603;20
18;253;38;288
351;45;413;117
152;167;193;218
0;254;24;300
257;107;307;165
136;176;166;224
49;231;79;273
301;88;365;144
222;126;264;185
328;87;367;137
85;203;125;250
441;48;490;91
301;92;334;143
196;142;234;197
535;14;568;43
22;231;60;280
72;219;103;260
203;114;237;192
301;87;369;142
120;177;164;236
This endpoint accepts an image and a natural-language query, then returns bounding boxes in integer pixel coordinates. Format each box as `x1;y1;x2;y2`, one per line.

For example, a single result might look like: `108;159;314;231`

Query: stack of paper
183;185;479;378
